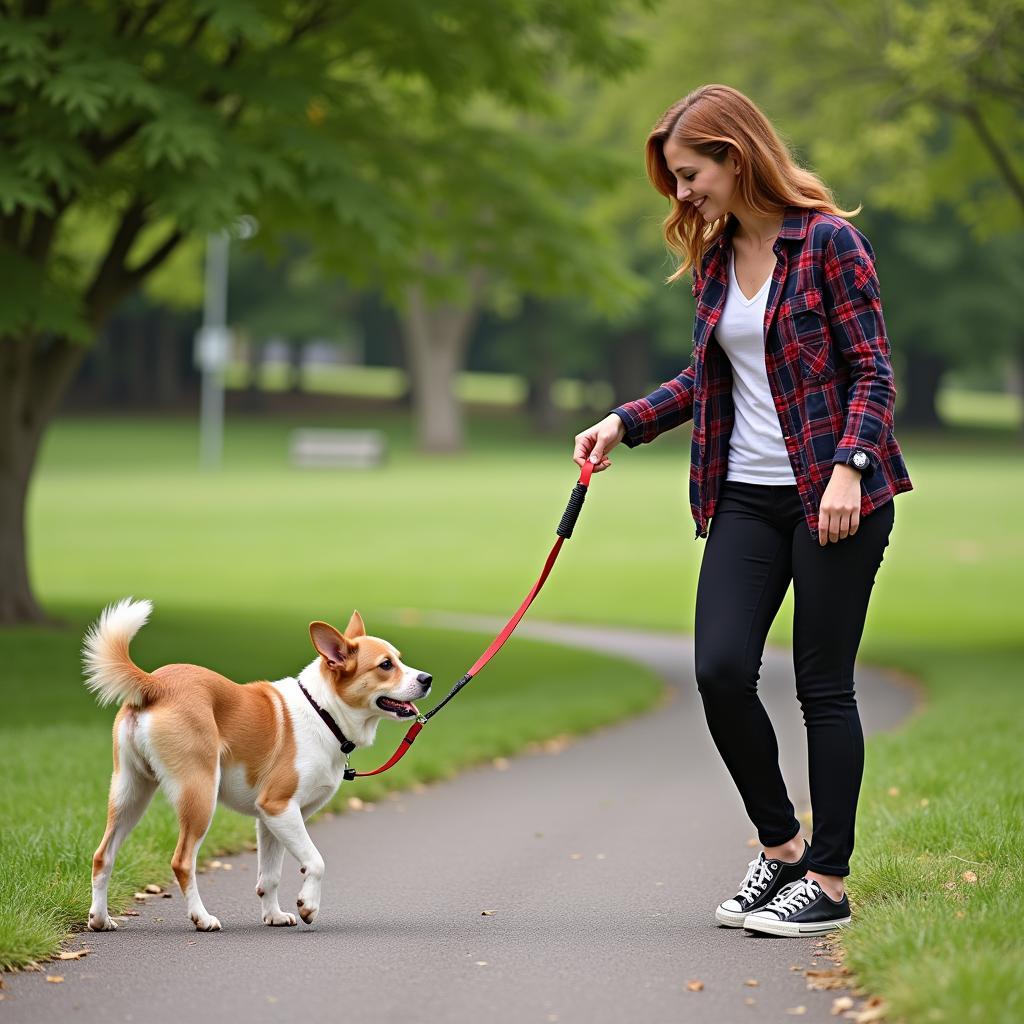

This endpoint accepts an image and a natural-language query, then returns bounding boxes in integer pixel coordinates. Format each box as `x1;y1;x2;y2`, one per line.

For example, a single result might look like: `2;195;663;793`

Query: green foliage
0;0;649;341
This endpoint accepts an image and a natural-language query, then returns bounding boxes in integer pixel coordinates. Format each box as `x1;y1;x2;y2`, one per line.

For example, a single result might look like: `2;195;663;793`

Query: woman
572;84;912;937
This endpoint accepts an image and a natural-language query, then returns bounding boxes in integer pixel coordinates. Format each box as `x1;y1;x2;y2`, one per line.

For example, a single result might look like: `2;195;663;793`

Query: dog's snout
417;672;432;689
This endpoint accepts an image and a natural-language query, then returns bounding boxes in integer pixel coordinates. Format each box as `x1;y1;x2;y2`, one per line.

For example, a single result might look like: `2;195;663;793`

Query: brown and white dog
83;598;431;932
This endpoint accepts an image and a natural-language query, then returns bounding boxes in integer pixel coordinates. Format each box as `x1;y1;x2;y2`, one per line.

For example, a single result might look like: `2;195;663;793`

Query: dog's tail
82;598;159;708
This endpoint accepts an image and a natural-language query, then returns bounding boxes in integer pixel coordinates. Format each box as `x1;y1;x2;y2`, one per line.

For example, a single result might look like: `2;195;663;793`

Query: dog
83;598;431;932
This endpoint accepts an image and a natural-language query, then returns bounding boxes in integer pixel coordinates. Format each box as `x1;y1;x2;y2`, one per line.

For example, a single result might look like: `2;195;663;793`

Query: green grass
4;406;1024;1022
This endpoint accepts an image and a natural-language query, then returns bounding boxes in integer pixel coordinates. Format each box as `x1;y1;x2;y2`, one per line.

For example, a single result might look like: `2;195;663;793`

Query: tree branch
83;199;147;321
122;227;184;293
125;0;165;40
183;11;211;48
945;99;1024;212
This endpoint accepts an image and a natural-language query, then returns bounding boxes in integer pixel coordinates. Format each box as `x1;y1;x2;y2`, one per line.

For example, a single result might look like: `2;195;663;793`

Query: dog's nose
417;672;432;689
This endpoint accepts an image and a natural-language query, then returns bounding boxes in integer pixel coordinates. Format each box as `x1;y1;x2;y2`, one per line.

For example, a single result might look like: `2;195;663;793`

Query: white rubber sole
742;913;851;936
715;904;751;928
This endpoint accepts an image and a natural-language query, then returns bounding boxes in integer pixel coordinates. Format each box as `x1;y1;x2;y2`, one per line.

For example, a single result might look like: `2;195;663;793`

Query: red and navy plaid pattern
613;207;913;538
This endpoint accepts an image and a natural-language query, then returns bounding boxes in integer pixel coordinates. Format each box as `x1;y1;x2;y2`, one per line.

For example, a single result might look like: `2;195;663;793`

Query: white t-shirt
713;249;797;485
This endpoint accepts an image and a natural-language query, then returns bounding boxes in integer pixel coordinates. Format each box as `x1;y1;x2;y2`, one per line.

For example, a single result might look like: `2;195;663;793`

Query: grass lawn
3;406;1023;1022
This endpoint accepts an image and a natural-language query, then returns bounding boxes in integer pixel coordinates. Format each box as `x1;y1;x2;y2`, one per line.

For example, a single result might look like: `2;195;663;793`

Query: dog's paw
87;911;118;932
191;913;222;932
263;911;297;927
296;898;318;925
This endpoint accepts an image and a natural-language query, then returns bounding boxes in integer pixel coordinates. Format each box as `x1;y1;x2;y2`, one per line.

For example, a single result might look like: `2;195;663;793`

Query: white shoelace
736;855;776;902
765;878;820;916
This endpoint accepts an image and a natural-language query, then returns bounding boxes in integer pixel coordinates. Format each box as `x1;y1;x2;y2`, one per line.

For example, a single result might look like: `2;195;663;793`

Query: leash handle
346;461;595;780
556;459;594;538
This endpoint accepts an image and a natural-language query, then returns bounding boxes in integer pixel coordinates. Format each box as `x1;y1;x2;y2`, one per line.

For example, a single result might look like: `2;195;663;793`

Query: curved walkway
2;617;919;1024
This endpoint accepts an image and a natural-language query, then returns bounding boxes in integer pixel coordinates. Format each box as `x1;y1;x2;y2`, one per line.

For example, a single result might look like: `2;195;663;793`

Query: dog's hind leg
255;818;295;926
170;769;222;931
256;799;325;925
89;718;158;931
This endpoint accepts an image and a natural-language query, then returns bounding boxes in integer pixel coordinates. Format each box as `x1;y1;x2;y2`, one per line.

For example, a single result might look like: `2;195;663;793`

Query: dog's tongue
377;696;418;718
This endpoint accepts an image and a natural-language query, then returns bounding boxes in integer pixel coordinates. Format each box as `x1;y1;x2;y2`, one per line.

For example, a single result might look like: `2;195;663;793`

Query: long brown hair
646;84;860;282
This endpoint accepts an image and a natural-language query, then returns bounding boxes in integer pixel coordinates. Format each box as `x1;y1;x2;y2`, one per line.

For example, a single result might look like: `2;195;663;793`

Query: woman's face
662;137;740;221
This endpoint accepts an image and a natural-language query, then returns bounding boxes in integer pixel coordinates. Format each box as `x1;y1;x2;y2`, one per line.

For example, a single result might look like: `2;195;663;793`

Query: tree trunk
400;268;486;453
609;329;652;407
526;344;560;435
897;341;946;430
1009;333;1024;439
241;336;266;412
288;340;304;394
0;334;89;625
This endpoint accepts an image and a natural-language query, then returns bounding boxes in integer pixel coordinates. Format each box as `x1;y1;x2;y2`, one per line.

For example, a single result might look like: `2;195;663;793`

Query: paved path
2;617;919;1024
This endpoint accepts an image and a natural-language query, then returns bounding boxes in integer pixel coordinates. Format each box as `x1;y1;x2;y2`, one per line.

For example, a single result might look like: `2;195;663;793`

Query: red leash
344;460;595;781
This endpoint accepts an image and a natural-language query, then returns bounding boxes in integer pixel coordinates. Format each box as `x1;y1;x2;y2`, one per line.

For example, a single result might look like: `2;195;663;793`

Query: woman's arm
610;360;699;448
822;222;897;477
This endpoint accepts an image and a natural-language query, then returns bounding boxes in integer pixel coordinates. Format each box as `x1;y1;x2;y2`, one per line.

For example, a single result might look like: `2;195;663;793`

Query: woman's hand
573;414;626;473
818;464;863;545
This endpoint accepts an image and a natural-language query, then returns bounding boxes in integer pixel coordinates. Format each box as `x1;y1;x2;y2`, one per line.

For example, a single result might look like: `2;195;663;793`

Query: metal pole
197;232;230;470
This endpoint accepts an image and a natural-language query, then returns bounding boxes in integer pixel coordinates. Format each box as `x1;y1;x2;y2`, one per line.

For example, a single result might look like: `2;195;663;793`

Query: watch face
852;451;869;470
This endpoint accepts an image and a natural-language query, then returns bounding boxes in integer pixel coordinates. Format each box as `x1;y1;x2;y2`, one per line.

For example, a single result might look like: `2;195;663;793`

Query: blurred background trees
1;0;1022;623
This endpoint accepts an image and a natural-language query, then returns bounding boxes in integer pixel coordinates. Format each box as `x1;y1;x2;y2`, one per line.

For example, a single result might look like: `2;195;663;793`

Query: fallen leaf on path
493;757;509;771
853;1003;888;1023
569;853;583;860
475;961;488;967
789;964;804;971
347;797;364;810
832;996;855;1014
481;910;496;916
57;950;90;961
144;884;163;894
744;978;759;986
744;997;756;1005
122;910;140;917
786;1007;807;1015
45;976;64;984
806;969;850;991
132;893;150;902
746;838;759;847
685;980;704;992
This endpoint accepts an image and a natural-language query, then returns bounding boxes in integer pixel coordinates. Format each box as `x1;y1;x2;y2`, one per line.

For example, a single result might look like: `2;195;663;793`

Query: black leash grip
556;481;589;539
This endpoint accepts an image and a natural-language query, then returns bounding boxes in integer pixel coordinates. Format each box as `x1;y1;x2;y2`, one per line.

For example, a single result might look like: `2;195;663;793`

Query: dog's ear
344;610;366;640
309;621;356;670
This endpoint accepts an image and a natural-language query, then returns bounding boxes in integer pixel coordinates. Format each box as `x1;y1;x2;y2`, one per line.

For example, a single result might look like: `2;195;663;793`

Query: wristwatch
851;450;869;471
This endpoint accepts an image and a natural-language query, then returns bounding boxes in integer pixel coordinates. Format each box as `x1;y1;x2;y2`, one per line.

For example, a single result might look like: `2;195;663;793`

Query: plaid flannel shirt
613;206;912;539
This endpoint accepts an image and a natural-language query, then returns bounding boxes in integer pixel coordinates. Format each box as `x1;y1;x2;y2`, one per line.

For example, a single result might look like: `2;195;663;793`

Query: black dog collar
296;678;356;755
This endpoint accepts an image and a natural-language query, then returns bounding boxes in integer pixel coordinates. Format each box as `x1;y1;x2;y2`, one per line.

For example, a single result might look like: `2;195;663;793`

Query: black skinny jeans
694;480;895;877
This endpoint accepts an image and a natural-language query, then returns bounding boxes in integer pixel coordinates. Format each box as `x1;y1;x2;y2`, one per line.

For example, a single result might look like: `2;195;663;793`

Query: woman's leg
790;499;896;882
694;482;802;849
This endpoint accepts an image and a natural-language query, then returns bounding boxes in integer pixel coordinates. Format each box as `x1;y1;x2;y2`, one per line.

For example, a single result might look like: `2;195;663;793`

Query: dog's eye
379;659;393;671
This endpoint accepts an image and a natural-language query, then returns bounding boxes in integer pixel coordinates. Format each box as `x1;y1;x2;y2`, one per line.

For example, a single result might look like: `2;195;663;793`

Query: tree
0;0;644;624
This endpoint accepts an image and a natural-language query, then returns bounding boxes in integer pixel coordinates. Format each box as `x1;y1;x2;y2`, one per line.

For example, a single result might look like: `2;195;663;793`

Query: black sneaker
715;839;810;927
743;877;852;936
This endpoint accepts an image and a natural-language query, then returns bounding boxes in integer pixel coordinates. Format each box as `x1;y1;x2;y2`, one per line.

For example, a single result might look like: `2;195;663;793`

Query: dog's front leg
256;799;325;925
255;819;295;926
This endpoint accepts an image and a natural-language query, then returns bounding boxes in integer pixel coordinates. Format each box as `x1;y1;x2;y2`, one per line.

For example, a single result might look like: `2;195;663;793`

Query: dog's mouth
375;695;419;719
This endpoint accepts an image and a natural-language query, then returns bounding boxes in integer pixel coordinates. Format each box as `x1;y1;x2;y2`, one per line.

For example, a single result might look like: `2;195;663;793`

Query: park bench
289;428;386;469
